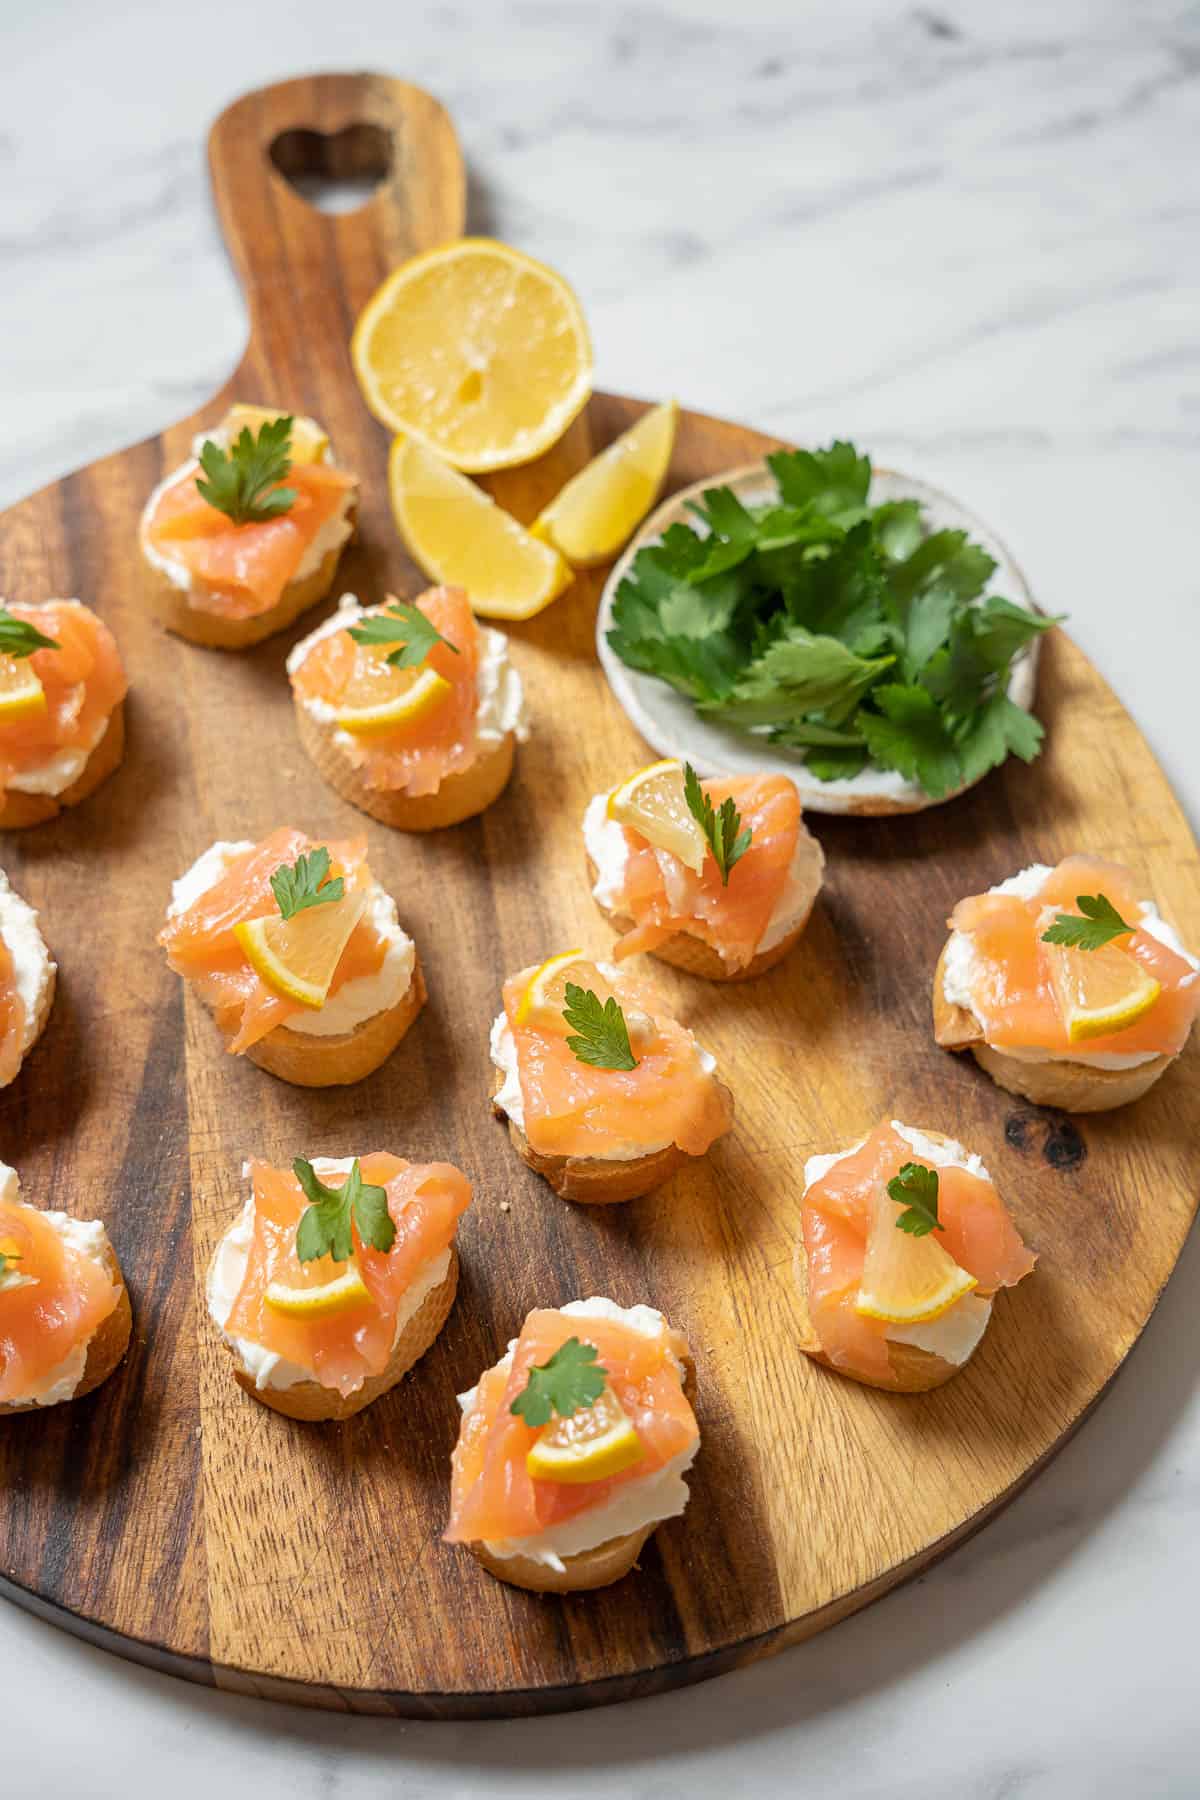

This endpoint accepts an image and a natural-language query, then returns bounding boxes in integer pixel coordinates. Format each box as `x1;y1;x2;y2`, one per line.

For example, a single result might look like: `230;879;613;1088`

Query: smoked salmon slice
289;588;482;797
446;1306;697;1545
225;1155;471;1397
801;1121;1035;1383
0;935;25;1088
158;828;389;1053
949;856;1199;1056
0;601;126;802
0;1194;120;1405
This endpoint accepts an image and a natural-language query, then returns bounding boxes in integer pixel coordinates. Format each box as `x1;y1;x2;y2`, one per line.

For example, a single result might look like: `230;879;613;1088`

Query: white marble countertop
3;0;1199;1794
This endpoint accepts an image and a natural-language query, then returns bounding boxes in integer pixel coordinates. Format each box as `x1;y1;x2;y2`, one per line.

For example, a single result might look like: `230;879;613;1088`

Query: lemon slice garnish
264;1265;371;1318
1044;938;1162;1044
855;1178;978;1326
525;1385;645;1485
388;437;572;621
515;949;594;1031
532;399;678;567
352;238;593;472
220;405;328;464
607;757;706;875
334;662;452;737
234;889;367;1010
0;654;47;722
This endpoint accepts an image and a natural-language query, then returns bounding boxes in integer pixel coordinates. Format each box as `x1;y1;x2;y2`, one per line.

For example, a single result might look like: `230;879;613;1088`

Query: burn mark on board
1005;1107;1087;1173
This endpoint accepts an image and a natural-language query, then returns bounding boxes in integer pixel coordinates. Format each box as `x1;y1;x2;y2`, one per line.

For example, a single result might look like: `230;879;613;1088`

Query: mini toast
207;1153;471;1422
139;406;358;650
0;600;128;829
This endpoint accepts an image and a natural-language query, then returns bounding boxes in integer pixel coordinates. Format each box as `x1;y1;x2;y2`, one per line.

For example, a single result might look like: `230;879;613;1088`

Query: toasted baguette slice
294;699;517;831
587;857;810;982
470;1524;655;1593
932;939;1173;1113
145;513;356;651
225;1244;459;1422
0;704;126;830
0;1237;132;1414
492;1073;732;1204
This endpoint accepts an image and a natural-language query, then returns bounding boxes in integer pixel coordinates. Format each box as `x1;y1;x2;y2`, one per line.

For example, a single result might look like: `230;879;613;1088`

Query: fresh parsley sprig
683;762;752;885
0;1241;22;1279
0;607;59;659
270;847;345;921
886;1162;944;1237
562;982;639;1071
1041;893;1136;952
347;599;459;671
510;1337;607;1427
196;414;297;526
293;1157;395;1264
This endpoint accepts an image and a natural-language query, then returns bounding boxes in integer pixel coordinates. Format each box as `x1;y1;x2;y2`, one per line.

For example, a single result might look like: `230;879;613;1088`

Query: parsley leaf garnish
0;1243;22;1279
347;599;459;670
562;982;639;1071
269;847;345;921
293;1157;395;1264
195;414;297;526
886;1162;944;1237
1041;892;1137;952
0;607;59;659
510;1336;608;1427
683;762;752;884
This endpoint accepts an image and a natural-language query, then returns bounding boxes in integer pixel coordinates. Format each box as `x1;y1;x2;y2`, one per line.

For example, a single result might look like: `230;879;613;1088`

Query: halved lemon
388;436;572;621
532;399;678;567
1044;938;1161;1044
352;238;593;472
234;889;367;1010
334;656;452;737
855;1178;977;1325
0;655;47;722
607;758;706;874
525;1384;645;1485
219;404;328;464
515;949;594;1031
265;1265;371;1318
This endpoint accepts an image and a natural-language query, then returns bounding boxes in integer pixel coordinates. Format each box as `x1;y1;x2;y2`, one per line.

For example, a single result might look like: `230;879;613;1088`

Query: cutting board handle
207;73;465;368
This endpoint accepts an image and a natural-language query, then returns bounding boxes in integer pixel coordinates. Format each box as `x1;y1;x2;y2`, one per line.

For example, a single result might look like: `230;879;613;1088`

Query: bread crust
293;697;517;830
0;1238;132;1413
0;703;126;830
225;1244;459;1422
587;857;810;982
469;1524;655;1593
932;938;1174;1113
144;512;355;651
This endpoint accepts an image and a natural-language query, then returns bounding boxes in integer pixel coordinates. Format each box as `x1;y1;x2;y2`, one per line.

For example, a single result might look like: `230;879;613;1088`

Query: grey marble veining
3;1;1200;1796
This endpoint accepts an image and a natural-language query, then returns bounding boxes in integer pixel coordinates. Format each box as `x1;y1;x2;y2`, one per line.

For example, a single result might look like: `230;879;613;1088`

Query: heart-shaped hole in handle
269;123;392;214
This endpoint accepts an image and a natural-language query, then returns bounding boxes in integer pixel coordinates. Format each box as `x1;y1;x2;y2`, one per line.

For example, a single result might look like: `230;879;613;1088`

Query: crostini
207;1152;470;1421
139;406;358;649
0;1159;131;1412
490;952;733;1203
584;759;824;979
445;1298;699;1593
0;599;127;828
287;587;528;831
0;867;55;1086
795;1119;1035;1393
934;856;1199;1112
158;828;425;1086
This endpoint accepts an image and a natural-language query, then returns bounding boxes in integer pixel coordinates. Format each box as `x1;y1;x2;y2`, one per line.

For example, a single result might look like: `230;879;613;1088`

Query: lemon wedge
0;654;47;723
265;1265;371;1318
234;889;367;1010
334;660;452;737
516;949;594;1031
219;405;328;464
1044;938;1161;1043
352;238;593;472
607;757;706;874
532;399;678;567
526;1385;645;1485
855;1178;977;1325
388;436;572;620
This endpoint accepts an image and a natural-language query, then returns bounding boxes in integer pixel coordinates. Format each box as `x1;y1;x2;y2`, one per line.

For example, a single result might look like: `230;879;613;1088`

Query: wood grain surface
0;73;1198;1719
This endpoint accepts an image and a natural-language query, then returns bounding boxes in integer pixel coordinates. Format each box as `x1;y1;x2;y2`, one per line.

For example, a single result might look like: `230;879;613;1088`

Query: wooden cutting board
1;73;1197;1719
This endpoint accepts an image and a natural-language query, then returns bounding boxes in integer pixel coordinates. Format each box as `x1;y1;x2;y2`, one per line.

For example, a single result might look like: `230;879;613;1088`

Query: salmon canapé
800;1120;1035;1386
0;601;126;806
213;1154;471;1399
584;765;823;973
494;956;733;1163
158;828;414;1056
942;857;1200;1060
0;867;55;1087
446;1301;698;1564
